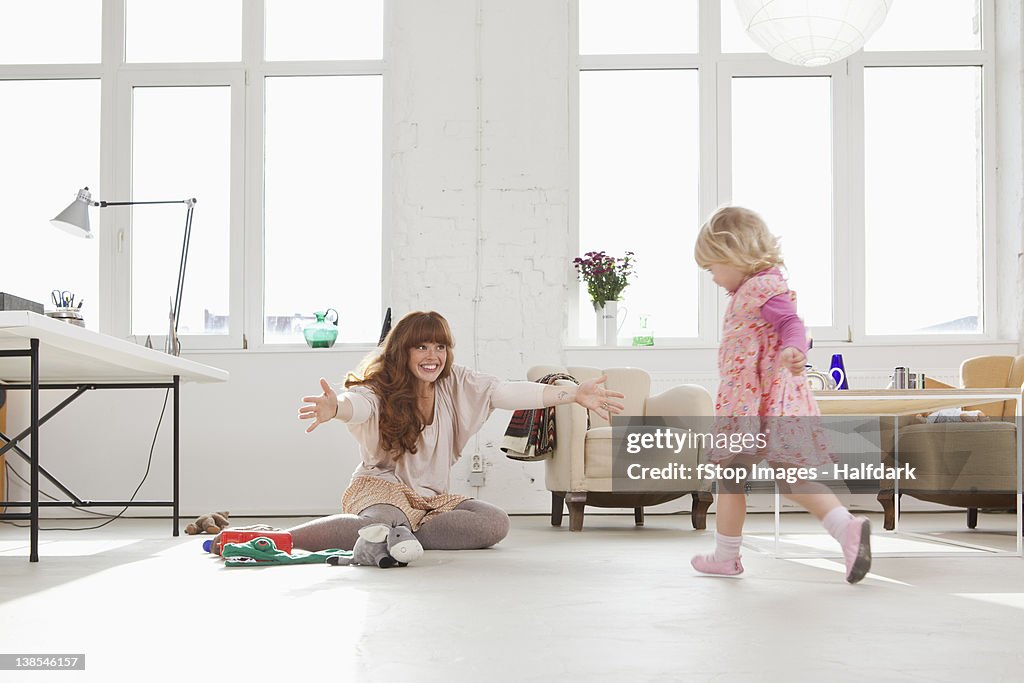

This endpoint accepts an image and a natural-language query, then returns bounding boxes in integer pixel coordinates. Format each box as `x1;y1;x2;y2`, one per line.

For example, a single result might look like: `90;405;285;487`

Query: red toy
206;529;293;555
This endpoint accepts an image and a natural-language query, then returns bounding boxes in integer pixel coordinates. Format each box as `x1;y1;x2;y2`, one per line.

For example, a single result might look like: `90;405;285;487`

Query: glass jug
632;313;654;347
303;308;339;348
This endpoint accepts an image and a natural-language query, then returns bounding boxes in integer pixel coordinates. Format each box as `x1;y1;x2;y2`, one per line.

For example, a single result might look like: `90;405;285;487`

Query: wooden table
0;311;228;561
814;388;1022;416
772;387;1024;557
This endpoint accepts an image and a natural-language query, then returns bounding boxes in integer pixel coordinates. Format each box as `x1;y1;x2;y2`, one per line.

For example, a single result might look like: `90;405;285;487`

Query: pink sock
713;532;743;562
822;506;853;543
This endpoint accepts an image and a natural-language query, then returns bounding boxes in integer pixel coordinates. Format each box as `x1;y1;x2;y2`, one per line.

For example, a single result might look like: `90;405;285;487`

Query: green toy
221;536;352;567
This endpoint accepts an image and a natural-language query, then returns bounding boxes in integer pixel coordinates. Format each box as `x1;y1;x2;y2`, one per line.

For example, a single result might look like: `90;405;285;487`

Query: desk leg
30;338;39;563
1016;396;1021;556
173;375;179;537
893;415;900;534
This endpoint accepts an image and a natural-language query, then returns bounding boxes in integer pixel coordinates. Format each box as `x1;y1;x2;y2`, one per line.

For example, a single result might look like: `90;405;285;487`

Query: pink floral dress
711;268;833;466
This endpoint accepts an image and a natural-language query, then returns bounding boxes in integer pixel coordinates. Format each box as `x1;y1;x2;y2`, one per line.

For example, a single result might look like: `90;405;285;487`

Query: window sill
564;337;1018;351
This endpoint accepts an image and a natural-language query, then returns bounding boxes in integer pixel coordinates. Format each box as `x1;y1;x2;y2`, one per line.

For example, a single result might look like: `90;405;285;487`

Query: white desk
0;311;228;561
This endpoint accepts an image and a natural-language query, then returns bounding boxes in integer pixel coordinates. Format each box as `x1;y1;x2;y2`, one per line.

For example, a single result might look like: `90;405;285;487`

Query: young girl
692;206;871;584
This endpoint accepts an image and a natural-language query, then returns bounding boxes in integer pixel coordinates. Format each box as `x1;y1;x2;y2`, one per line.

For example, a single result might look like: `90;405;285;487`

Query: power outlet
468;471;485;487
470;454;484;473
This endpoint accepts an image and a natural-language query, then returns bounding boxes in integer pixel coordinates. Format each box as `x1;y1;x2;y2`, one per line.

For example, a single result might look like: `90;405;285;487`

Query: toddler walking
692;206;871;584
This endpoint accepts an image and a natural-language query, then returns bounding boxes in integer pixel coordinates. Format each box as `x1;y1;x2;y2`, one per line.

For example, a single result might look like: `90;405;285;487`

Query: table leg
173;375;179;537
1016;395;1021;556
30;338;39;563
893;415;900;533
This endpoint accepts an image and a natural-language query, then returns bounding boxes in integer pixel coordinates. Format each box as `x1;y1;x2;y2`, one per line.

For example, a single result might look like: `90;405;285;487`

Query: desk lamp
51;187;196;356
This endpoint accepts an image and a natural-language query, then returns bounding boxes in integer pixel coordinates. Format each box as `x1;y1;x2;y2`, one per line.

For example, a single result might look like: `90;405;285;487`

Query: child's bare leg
779;479;843;519
714;492;747;536
690;462;751;576
776;470;872;584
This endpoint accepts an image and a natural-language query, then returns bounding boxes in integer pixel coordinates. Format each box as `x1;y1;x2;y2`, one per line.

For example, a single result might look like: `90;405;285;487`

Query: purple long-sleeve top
761;294;809;354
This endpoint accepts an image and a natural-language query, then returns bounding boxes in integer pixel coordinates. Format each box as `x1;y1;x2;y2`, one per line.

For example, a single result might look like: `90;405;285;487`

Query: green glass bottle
632;313;654;347
303;309;339;348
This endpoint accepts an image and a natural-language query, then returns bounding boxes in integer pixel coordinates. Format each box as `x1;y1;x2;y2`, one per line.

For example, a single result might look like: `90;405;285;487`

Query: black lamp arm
91;195;198;353
96;199;197;207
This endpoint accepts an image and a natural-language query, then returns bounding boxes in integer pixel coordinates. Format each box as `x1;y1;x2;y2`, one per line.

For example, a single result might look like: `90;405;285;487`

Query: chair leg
691;492;713;530
634;507;644;527
551;492;565;527
877;490;897;531
566;492;587;532
967;507;978;529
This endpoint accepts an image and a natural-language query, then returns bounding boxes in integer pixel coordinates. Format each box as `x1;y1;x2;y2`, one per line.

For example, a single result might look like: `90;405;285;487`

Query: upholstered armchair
527;366;714;532
878;356;1022;530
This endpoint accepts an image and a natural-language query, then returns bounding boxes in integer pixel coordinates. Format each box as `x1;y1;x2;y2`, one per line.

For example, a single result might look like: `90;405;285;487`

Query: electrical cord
0;388;168;531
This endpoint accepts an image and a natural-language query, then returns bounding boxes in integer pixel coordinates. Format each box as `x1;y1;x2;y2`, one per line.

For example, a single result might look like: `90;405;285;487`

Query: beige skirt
341;475;469;531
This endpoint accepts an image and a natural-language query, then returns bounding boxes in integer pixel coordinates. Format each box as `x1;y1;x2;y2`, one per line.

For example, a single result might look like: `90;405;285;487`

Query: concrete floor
1;511;1022;682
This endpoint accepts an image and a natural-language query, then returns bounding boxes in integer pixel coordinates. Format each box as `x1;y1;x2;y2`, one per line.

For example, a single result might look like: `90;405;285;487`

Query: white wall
5;0;1023;519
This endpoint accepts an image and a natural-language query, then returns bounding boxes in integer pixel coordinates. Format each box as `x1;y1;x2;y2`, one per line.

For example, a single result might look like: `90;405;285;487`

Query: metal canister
893;366;909;389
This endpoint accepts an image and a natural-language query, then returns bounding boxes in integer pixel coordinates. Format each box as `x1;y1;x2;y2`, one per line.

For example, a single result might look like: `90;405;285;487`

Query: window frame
571;0;998;346
0;0;387;352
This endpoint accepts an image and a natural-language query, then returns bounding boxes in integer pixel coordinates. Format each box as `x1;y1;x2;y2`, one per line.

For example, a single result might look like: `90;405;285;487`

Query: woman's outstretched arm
492;375;625;422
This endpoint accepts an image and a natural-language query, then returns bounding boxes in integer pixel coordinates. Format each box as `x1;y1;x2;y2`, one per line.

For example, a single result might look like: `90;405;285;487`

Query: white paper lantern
734;0;894;67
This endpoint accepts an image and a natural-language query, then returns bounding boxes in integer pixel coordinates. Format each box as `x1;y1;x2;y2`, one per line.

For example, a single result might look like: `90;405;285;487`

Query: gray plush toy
326;522;424;568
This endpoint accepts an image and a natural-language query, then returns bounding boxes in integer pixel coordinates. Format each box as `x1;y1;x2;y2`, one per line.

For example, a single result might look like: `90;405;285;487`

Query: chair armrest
545;380;589;491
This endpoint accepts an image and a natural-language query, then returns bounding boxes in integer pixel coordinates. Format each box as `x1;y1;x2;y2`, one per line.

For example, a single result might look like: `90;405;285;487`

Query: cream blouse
334;364;546;496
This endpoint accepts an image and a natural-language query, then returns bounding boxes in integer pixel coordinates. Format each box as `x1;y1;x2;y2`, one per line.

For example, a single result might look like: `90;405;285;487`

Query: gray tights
286;500;510;552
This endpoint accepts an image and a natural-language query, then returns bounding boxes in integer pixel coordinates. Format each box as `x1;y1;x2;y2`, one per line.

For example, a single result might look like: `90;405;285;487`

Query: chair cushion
895;421;1018;493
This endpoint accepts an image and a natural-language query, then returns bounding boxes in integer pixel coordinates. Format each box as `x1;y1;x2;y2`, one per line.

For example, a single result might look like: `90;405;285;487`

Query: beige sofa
528;366;714;531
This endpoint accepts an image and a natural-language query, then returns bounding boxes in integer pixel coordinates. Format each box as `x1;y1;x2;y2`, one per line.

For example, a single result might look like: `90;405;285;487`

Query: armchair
528;366;714;532
878;356;1022;530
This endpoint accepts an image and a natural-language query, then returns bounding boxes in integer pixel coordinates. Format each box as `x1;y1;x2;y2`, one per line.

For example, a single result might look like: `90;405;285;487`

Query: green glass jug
303;308;339;348
632;313;654;347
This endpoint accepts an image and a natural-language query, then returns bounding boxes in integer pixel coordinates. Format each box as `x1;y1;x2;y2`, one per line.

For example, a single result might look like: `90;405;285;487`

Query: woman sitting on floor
286;310;624;552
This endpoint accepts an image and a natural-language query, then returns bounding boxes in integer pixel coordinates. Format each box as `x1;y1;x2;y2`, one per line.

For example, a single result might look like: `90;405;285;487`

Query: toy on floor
221;537;352;566
204;527;293;555
184;511;230;535
326;523;423;568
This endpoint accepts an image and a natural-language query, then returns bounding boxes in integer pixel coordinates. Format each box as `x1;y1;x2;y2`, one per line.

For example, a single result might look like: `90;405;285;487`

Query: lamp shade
734;0;893;67
51;187;95;238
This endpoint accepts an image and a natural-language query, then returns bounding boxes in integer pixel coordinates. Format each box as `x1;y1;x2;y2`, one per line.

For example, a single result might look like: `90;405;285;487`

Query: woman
291;310;624;552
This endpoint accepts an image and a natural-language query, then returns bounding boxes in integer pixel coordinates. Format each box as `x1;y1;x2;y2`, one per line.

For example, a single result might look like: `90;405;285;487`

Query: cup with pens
47;288;85;327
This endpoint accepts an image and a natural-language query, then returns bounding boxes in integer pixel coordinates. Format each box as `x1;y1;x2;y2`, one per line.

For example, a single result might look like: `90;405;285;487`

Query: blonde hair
693;206;784;275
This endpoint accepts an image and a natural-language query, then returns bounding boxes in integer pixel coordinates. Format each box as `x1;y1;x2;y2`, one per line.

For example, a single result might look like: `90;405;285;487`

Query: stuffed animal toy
326;523;424;568
184;511;230;535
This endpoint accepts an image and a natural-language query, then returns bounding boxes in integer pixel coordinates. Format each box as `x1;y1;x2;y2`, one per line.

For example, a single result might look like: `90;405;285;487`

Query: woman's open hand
575;374;626;422
299;378;339;433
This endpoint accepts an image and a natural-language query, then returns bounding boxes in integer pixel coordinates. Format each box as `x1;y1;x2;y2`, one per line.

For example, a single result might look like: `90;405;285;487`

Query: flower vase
593;302;605;346
601;301;620;347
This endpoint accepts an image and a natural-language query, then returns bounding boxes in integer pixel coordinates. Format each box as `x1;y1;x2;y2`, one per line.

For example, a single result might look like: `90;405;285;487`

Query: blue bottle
829;353;849;390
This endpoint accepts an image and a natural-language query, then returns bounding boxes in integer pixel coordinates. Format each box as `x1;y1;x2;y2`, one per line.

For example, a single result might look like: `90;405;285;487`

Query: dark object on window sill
378;307;392;346
0;292;44;315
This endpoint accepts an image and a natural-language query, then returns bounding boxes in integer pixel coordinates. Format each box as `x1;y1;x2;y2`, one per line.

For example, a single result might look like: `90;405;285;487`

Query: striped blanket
501;373;584;461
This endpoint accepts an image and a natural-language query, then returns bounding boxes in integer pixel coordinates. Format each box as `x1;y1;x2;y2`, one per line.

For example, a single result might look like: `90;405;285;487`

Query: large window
577;0;992;343
0;1;384;349
0;79;101;330
131;85;233;337
263;75;383;344
578;69;700;340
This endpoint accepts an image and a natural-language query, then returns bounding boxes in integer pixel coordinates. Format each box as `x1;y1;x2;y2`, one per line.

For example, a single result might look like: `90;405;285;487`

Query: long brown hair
345;311;455;458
